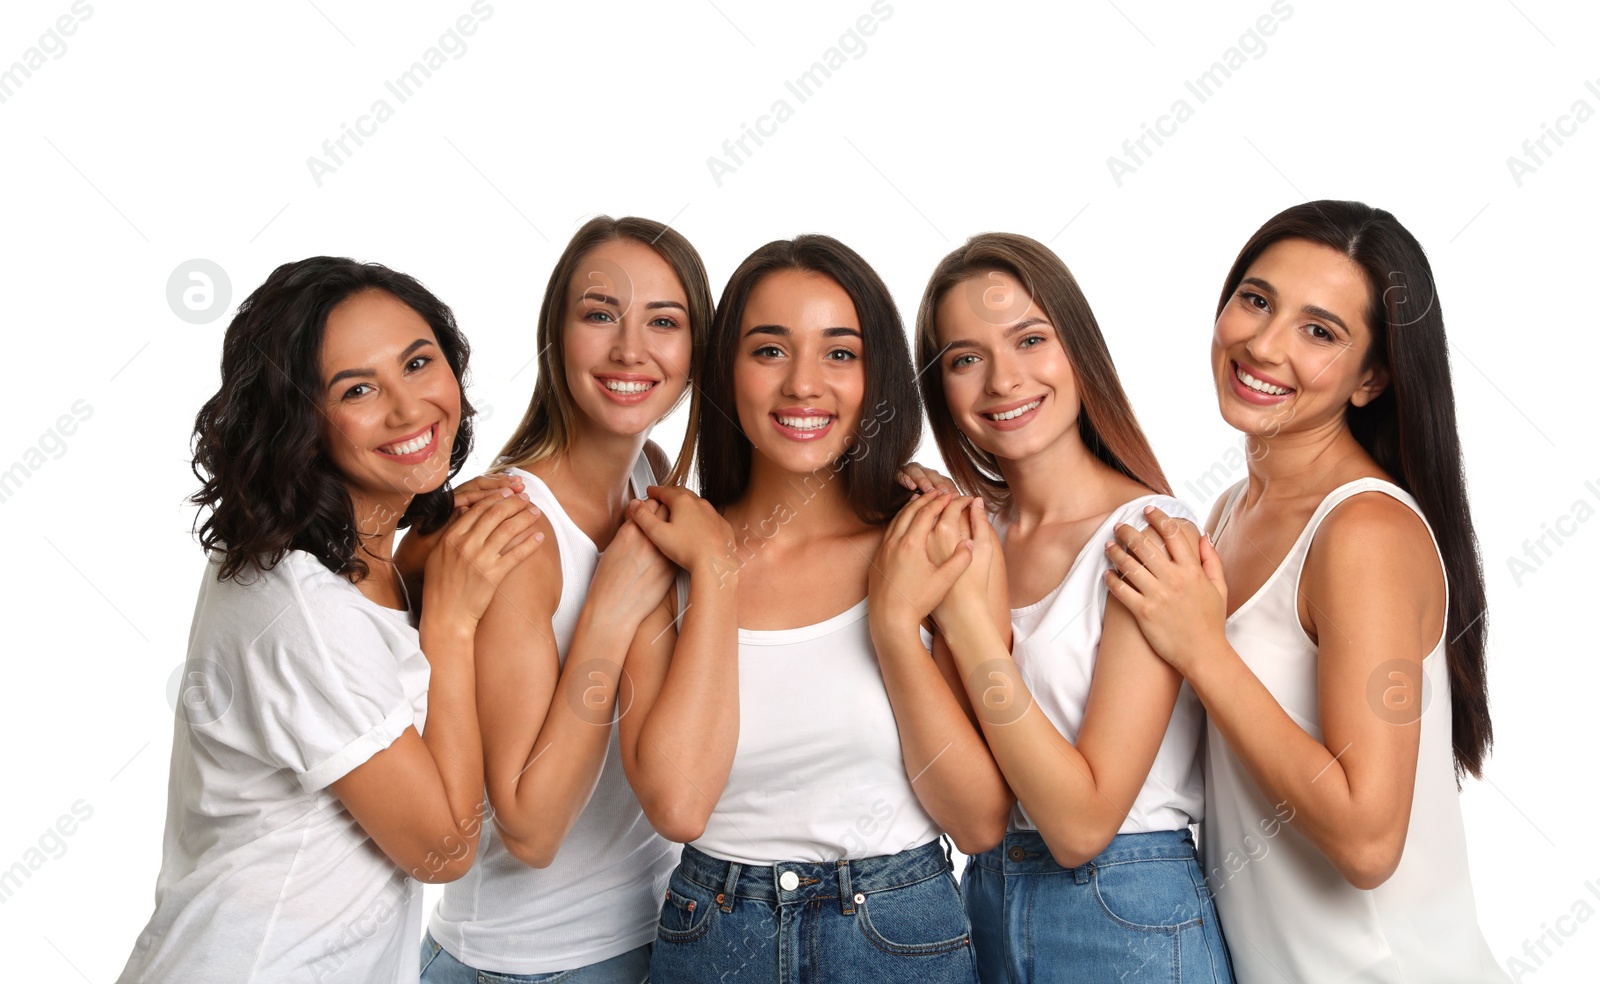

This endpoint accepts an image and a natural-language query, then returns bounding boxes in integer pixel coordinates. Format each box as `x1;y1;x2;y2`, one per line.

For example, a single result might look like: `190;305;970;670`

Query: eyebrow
744;324;863;339
1240;277;1350;334
327;338;434;388
578;294;687;314
941;317;1051;353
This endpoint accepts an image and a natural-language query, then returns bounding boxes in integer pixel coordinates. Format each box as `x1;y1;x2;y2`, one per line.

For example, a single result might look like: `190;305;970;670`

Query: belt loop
839;860;855;915
1074;862;1093;885
720;861;741;912
941;833;955;870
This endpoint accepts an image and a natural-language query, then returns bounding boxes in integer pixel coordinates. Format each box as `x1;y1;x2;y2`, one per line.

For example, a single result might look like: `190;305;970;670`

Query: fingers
933;539;976;586
1103;537;1156;592
1143;506;1197;564
449;488;538;544
1110;520;1168;574
628;497;670;541
887;488;946;541
1198;532;1228;592
907;491;961;542
932;494;973;546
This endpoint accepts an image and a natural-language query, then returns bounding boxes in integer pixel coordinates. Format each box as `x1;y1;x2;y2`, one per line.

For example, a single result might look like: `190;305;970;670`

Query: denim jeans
420;931;651;983
650;839;979;983
963;829;1235;983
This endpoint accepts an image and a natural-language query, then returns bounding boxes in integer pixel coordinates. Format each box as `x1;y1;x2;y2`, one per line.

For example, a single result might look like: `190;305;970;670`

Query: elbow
947;804;1012;857
501;832;559;870
1039;823;1117;871
1333;835;1405;891
644;795;711;845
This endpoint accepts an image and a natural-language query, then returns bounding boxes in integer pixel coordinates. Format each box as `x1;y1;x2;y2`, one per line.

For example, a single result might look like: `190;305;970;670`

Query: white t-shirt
117;549;429;984
430;454;679;974
681;574;943;866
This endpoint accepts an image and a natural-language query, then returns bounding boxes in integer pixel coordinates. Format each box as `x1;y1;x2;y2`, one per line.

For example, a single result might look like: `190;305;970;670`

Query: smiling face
317;288;461;525
562;238;693;439
935;269;1081;463
732;268;866;475
1212;238;1389;440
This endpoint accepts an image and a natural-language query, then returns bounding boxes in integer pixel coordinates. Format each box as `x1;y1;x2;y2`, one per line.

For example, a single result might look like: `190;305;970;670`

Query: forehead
320;290;436;368
569;238;686;302
935;269;1047;341
743;269;859;327
1245;239;1372;323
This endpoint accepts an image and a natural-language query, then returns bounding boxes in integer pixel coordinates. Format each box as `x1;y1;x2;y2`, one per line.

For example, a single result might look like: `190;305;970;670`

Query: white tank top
1000;493;1206;834
1203;478;1506;983
679;572;943;865
429;454;680;975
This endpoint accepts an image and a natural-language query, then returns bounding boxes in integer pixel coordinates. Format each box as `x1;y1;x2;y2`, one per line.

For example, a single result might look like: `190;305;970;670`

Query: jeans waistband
677;839;950;910
975;828;1197;876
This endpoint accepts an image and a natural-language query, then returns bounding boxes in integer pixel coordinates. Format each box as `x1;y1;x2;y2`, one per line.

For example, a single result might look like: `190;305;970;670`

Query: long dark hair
697;235;919;524
1219;200;1492;780
915;233;1171;507
495;215;714;485
191;257;475;583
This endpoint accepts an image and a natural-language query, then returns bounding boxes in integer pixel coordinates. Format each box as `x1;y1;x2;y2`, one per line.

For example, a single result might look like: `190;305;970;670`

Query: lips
376;423;439;462
977;394;1045;431
1228;360;1295;405
770;408;835;441
596;374;662;405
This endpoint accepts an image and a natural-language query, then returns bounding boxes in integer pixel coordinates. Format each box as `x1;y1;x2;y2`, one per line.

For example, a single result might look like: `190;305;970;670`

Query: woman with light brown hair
916;233;1234;982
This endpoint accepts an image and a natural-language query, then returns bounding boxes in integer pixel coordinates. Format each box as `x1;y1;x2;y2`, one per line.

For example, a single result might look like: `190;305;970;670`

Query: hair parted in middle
915;232;1171;507
696;234;920;524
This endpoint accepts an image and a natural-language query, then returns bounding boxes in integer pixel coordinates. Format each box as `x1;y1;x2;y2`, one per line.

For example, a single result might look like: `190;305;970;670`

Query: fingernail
1144;505;1155;515
500;488;513;498
1105;540;1116;550
534;531;545;542
517;491;532;502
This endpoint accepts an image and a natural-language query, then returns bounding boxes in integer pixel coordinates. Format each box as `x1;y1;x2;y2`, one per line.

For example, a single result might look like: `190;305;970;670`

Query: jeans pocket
657;873;716;944
856;873;973;956
1092;858;1204;931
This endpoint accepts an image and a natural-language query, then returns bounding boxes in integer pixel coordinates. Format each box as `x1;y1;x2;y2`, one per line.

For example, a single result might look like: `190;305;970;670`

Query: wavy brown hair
495;215;713;484
191;257;475;583
1218;200;1493;780
915;233;1170;508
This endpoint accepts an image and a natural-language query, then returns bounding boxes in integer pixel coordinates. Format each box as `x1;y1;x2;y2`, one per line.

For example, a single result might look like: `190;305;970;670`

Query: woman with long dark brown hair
1104;200;1505;982
915;233;1234;982
618;233;1011;984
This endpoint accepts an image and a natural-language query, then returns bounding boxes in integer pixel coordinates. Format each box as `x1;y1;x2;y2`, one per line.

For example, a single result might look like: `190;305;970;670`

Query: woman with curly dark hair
116;257;545;984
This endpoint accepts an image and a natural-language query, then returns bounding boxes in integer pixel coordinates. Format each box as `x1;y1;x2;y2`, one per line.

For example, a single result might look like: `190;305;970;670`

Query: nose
782;354;824;400
984;349;1022;397
612;315;647;366
1244;314;1291;365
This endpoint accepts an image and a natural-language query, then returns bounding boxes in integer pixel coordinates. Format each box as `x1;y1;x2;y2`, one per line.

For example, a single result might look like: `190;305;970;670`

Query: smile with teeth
775;413;833;431
378;424;436;456
982;399;1042;421
1234;363;1293;396
602;379;658;394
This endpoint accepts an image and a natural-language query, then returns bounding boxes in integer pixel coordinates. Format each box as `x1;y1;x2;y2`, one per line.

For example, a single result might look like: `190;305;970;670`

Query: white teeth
1235;365;1291;396
382;428;432;455
603;379;654;394
777;415;831;430
984;399;1041;421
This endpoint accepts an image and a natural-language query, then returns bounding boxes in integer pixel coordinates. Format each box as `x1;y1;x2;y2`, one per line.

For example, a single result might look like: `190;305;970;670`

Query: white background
1;0;1595;980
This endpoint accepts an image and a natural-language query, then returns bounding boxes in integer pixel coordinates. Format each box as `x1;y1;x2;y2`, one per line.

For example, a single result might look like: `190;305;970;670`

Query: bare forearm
633;573;740;831
414;615;487;877
486;616;635;862
870;621;1010;852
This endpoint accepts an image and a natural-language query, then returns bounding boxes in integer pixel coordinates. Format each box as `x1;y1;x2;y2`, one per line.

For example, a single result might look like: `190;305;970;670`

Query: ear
1351;361;1390;408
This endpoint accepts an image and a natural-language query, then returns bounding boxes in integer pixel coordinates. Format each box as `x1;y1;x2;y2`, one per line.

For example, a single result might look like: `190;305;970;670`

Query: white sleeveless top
1203;478;1506;983
429;455;680;975
678;572;943;865
1001;493;1206;834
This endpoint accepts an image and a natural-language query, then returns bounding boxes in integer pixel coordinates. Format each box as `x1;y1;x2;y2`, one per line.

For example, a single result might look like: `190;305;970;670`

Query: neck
549;416;651;515
728;449;867;542
998;425;1118;529
346;491;407;579
1243;415;1372;501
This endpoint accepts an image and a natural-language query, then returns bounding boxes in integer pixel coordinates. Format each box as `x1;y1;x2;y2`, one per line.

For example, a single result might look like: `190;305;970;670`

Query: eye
752;344;784;359
649;315;681;329
949;353;979;369
1305;323;1336;342
405;354;434;372
583;308;617;324
1019;334;1048;349
342;382;372;400
1238;289;1269;310
825;348;859;362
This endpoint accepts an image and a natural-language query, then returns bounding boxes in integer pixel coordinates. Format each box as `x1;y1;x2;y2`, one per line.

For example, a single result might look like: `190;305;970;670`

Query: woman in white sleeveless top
618;234;1013;983
1104;201;1506;983
911;233;1234;983
397;216;714;983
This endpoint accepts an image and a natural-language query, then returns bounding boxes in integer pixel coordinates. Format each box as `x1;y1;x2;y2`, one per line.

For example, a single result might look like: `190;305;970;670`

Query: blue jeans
651;839;979;983
963;829;1235;983
420;931;651;983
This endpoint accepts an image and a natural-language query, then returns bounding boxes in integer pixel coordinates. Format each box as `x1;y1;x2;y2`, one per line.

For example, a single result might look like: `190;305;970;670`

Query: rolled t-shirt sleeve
195;565;421;793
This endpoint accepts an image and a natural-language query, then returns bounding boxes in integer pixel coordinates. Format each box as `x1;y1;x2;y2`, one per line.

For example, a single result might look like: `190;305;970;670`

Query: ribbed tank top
1203;477;1505;983
429;454;680;975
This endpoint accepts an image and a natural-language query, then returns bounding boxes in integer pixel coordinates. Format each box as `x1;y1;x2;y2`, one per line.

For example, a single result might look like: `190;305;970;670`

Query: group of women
118;200;1509;983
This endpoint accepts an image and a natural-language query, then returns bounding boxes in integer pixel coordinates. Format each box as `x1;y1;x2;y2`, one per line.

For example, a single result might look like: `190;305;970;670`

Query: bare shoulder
1305;490;1442;604
488;511;563;617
